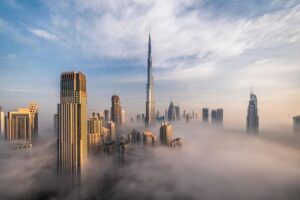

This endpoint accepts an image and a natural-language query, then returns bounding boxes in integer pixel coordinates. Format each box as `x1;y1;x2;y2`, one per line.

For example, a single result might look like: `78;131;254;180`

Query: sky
0;0;300;130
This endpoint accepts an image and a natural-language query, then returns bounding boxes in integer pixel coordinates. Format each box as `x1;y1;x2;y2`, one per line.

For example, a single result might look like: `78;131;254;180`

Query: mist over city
1;0;300;200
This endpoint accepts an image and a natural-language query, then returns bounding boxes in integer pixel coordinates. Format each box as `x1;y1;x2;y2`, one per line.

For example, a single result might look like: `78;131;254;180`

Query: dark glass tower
246;92;259;134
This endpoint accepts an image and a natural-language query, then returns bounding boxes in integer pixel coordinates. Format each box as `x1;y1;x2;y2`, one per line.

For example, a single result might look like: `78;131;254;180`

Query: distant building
0;106;4;135
28;102;38;137
168;101;176;121
107;121;116;142
136;114;142;122
111;95;122;127
159;122;173;145
211;109;223;125
128;129;141;144
143;130;156;146
103;140;116;155
104;109;110;124
57;71;87;189
142;113;145;122
246;92;259;134
87;113;103;155
293;116;300;133
117;135;130;154
5;108;32;142
121;109;126;125
174;106;180;120
170;138;182;148
202;108;209;123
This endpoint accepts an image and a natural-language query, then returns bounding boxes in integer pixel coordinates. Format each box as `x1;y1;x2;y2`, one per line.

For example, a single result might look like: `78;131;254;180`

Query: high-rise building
104;109;110;124
111;95;122;127
168;101;176;121
0;106;4;135
246;92;259;134
87;113;103;155
143;130;156;146
202;108;209;123
159;122;173;145
293;116;300;134
5;108;32;142
170;138;182;148
145;34;156;127
57;71;87;189
211;109;223;125
121;109;126;125
107;121;116;142
174;106;180;120
28;102;38;137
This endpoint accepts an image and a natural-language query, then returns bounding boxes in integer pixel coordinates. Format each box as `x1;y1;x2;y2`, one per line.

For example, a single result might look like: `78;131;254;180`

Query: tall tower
28;102;38;138
246;91;259;134
145;34;155;127
111;95;122;127
57;71;88;189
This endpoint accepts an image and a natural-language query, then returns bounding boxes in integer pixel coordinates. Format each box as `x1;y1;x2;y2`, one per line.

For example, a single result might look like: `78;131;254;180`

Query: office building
202;108;209;123
211;109;223;125
106;121;116;142
5;108;32;142
104;109;110;124
87;113;103;155
168;101;176;121
0;106;4;135
121;109;126;125
246;92;259;134
111;95;122;127
143;130;156;146
159;122;173;145
57;71;88;189
293;116;300;133
145;34;156;127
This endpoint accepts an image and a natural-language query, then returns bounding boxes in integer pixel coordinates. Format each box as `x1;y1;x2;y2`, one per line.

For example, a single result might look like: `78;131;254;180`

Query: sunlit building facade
159;122;173;145
87;113;103;155
57;71;88;189
111;95;122;127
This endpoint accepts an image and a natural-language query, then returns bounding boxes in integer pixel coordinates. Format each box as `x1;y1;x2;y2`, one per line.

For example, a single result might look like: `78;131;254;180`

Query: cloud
28;28;58;41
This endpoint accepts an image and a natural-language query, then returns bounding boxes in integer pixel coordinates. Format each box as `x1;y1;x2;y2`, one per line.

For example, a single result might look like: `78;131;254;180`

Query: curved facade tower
145;34;156;127
246;92;259;134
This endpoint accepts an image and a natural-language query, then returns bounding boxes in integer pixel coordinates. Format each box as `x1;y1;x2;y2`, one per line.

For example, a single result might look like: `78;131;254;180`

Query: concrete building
57;71;88;189
246;92;259;134
111;95;122;127
28;102;38;138
159;122;173;145
5;108;32;142
87;113;103;155
145;34;156;127
143;130;156;146
0;106;4;135
168;101;176;121
202;108;209;123
293;116;300;134
170;138;182;148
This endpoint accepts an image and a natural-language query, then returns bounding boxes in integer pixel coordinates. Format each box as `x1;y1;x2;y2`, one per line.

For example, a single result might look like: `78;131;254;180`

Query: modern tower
168;101;176;121
246;91;259;134
145;34;156;127
87;113;103;155
5;108;32;142
28;102;38;137
111;95;122;127
57;71;88;189
159;122;173;145
0;106;4;135
202;108;209;123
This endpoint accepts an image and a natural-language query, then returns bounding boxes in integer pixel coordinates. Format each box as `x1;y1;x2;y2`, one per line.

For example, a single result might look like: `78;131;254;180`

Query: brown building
111;95;122;127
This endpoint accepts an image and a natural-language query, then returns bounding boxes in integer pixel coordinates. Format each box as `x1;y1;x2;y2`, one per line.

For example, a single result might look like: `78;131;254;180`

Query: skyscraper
121;109;126;125
5;108;32;142
145;34;155;127
104;109;110;124
87;113;103;155
168;101;176;121
246;91;259;134
293;116;300;134
159;122;173;145
57;71;88;189
211;109;223;125
28;102;38;137
0;106;4;135
202;108;209;123
111;95;122;127
174;106;180;120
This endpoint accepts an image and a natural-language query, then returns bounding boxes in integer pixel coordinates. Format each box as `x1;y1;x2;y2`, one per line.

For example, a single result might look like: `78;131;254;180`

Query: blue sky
0;0;300;129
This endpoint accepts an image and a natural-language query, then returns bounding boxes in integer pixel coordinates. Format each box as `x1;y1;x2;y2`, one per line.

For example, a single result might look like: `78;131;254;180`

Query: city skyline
0;1;300;130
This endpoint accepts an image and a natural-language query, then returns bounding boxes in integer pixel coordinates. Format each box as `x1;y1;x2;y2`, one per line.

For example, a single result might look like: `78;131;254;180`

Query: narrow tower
145;34;156;127
246;90;259;134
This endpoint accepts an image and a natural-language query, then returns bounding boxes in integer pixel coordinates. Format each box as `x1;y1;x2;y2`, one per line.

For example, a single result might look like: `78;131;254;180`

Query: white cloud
28;28;58;41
